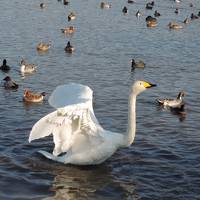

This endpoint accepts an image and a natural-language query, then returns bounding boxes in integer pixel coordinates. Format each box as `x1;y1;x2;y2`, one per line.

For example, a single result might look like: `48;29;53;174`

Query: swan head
132;80;156;96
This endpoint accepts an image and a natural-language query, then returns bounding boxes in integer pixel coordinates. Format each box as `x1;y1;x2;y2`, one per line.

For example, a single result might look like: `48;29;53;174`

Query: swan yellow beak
143;81;156;88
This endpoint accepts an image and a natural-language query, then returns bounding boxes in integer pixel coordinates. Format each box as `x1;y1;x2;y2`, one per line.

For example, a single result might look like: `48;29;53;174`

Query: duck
68;12;76;21
136;10;142;18
146;3;153;10
36;42;51;51
127;0;134;4
23;89;46;103
3;76;18;90
157;91;185;109
40;3;45;8
146;16;157;27
61;26;75;34
0;59;10;72
131;59;145;71
122;6;128;14
100;2;111;9
28;81;156;165
20;59;37;74
154;10;161;17
65;41;75;53
191;13;198;20
63;0;69;5
174;8;179;14
168;22;183;29
183;18;190;24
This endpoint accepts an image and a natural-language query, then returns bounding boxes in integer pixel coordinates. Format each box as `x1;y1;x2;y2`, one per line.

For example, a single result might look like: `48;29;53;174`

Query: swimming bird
154;10;161;17
174;8;179;14
63;0;69;5
122;6;128;14
65;41;75;53
146;3;153;10
157;91;185;109
61;26;75;34
68;12;76;21
28;81;156;165
36;42;51;51
131;59;145;71
20;59;37;74
100;2;111;9
146;16;157;27
3;76;18;89
136;10;142;18
128;0;134;4
168;22;183;29
40;3;45;8
23;89;46;103
0;59;10;72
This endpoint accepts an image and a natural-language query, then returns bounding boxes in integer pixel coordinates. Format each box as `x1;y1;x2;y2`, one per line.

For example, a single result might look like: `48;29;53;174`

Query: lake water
0;0;200;199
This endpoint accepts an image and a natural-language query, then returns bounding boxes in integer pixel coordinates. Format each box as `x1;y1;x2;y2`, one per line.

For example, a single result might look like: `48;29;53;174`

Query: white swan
29;81;156;165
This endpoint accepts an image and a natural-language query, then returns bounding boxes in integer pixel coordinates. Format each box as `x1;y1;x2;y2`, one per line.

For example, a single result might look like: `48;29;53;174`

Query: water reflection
41;163;139;200
44;165;110;200
23;100;44;110
156;104;187;122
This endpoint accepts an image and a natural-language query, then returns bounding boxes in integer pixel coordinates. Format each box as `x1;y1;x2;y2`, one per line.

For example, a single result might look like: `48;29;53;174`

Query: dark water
0;0;200;199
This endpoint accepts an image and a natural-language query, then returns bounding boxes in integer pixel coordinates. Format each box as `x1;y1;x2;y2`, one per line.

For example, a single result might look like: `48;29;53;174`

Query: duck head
131;59;136;64
177;91;185;100
3;76;11;81
41;92;46;96
20;59;26;65
3;59;7;65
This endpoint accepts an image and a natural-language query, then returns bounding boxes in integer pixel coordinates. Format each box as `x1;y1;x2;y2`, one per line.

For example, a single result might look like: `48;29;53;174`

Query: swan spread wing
29;83;103;156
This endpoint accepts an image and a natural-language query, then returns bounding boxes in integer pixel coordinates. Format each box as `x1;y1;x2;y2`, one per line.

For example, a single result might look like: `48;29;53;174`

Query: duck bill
144;82;157;88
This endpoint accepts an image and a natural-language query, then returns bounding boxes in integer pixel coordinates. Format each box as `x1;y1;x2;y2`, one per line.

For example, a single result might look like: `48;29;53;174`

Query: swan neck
125;91;137;146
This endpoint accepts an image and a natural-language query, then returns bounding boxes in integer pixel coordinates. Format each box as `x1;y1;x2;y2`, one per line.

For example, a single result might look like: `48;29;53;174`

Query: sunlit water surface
0;0;200;199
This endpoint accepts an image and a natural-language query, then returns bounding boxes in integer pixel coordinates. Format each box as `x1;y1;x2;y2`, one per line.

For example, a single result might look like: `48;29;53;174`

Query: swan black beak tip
149;83;157;88
144;82;157;88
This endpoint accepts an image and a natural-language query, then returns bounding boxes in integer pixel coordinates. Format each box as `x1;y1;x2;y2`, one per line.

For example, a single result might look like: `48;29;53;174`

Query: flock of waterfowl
118;0;200;116
101;0;193;117
1;0;194;116
120;0;200;28
0;0;77;103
